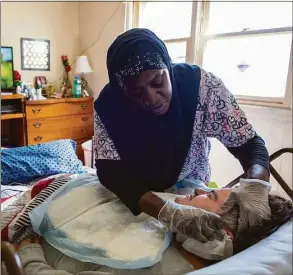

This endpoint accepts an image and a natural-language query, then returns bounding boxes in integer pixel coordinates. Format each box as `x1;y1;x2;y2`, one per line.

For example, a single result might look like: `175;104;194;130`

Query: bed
1;147;292;275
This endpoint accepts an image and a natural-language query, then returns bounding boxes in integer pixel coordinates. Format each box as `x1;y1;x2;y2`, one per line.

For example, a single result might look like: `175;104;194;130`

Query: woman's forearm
18;244;73;275
227;134;270;179
23;261;73;275
247;164;269;182
138;191;165;219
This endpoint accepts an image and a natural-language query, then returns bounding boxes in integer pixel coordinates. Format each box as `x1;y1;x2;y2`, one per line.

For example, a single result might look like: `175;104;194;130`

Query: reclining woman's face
175;188;232;214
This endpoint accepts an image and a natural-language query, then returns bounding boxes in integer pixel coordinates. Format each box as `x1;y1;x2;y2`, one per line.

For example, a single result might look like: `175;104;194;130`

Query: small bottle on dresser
73;76;82;98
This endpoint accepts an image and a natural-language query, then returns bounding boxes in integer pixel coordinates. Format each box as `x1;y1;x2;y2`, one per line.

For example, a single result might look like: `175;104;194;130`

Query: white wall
209;105;292;198
1;2;80;87
79;2;126;98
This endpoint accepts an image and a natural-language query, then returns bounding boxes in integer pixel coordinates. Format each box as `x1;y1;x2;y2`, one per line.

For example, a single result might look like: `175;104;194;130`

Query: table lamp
75;56;93;96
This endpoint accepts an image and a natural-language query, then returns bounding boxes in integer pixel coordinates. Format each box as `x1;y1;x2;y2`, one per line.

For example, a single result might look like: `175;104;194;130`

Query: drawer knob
81;103;88;110
81;117;89;122
34;136;43;142
32;108;41;114
33;122;42;128
82;129;88;135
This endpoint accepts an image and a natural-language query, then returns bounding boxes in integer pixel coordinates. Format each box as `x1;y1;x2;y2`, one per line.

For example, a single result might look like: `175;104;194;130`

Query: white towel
176;231;233;261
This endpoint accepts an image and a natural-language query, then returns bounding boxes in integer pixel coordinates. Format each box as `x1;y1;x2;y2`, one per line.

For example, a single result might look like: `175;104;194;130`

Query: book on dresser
25;97;94;162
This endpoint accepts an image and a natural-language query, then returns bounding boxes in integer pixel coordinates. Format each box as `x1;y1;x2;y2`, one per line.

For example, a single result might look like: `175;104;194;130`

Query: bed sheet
1;167;95;205
1;177;55;212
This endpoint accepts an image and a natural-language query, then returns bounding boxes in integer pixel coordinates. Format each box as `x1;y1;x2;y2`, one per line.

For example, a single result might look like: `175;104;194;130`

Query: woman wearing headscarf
94;29;270;241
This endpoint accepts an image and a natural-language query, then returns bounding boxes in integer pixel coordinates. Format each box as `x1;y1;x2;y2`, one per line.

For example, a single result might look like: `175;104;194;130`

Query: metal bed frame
2;148;292;275
225;148;293;199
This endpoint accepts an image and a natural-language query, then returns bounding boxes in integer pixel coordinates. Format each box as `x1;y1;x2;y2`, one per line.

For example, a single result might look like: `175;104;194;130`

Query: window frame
131;1;292;109
132;1;193;64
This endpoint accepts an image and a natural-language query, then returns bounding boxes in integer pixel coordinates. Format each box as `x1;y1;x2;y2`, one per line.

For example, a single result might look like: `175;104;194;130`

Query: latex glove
158;200;224;243
221;178;271;236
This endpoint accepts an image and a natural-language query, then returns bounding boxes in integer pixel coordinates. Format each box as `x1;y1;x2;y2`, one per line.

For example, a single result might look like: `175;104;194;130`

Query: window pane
139;2;192;40
202;33;292;98
165;41;186;63
208;1;293;34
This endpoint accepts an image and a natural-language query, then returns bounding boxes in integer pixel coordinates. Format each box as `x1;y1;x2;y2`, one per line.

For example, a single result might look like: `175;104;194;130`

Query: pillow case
187;221;292;275
1;139;84;185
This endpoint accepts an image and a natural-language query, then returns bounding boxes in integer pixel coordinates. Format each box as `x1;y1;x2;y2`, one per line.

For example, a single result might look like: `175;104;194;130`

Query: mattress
186;221;292;275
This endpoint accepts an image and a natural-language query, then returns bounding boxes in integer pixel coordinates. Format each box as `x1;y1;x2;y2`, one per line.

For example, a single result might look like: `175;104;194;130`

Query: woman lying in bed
14;180;292;275
175;180;293;254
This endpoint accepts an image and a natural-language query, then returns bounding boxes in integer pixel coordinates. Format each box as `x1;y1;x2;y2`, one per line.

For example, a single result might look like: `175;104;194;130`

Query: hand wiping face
220;178;271;237
174;179;271;239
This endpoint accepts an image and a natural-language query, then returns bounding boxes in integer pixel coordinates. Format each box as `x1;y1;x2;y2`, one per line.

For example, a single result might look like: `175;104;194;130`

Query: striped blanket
1;167;97;242
1;175;70;242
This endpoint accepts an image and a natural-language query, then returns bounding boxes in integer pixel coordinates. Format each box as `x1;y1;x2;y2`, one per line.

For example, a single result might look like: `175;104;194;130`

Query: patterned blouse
94;69;255;184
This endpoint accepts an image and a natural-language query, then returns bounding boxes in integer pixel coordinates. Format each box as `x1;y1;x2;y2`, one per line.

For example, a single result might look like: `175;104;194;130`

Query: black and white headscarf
114;52;166;88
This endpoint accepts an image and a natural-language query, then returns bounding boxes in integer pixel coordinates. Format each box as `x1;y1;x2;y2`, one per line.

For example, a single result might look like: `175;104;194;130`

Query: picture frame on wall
21;38;50;71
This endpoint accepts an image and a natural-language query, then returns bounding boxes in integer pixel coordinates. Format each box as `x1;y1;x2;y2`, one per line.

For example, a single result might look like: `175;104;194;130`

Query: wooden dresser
25;97;94;162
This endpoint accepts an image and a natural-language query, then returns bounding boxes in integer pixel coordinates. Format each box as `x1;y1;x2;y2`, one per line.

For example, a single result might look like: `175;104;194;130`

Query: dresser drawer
26;101;93;119
27;114;93;133
27;125;93;145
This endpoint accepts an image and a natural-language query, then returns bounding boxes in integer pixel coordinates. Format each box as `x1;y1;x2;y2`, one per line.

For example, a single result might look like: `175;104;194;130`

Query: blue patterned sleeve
198;69;255;147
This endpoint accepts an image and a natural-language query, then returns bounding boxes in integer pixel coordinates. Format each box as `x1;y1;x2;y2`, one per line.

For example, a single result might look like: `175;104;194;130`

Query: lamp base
80;73;90;97
80;74;88;90
82;89;89;97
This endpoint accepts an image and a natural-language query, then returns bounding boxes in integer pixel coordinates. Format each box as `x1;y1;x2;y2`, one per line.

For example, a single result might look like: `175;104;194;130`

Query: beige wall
79;2;126;98
1;2;126;96
1;2;79;88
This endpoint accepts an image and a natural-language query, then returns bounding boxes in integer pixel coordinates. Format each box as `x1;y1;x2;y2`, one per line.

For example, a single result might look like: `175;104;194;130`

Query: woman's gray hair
219;188;240;234
220;203;239;234
220;179;272;236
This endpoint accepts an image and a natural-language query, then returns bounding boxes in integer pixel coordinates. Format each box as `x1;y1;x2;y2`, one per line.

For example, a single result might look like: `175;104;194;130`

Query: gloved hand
221;178;271;236
158;200;224;243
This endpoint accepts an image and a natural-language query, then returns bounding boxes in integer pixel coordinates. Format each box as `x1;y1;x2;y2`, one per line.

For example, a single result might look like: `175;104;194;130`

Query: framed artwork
21;38;50;71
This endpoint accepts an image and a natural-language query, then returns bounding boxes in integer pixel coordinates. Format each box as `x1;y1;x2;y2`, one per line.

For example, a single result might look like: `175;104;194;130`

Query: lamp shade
75;56;93;74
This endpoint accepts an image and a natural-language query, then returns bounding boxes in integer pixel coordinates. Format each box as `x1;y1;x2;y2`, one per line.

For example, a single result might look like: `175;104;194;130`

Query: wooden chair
1;242;24;275
2;148;292;275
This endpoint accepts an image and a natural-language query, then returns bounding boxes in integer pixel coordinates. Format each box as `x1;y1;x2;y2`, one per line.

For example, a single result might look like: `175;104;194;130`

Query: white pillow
185;221;292;275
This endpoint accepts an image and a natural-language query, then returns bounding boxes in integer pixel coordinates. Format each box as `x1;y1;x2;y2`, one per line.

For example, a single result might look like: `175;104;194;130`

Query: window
132;1;293;107
199;1;292;102
134;1;193;63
